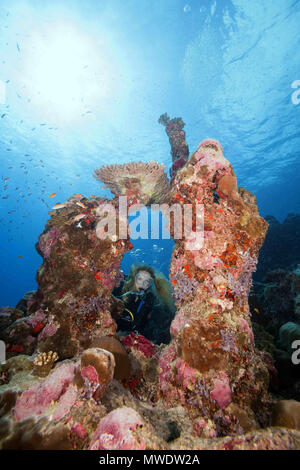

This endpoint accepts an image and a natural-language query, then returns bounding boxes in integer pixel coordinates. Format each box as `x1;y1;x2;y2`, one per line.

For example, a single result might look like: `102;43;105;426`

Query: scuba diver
112;263;175;339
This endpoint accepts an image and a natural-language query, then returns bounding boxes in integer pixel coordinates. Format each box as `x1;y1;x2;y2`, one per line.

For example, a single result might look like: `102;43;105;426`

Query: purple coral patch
39;227;61;258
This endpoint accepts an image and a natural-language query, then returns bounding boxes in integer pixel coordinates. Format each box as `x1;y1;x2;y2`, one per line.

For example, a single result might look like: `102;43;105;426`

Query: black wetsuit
113;280;156;335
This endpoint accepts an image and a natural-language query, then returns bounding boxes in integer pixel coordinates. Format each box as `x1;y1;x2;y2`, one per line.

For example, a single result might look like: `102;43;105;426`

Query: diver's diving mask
135;271;153;292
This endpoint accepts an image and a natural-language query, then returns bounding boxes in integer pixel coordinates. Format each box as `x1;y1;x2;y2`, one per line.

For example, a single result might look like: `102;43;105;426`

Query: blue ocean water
0;0;299;307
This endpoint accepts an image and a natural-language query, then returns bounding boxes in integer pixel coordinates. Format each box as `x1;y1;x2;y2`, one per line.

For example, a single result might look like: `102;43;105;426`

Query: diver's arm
113;292;133;304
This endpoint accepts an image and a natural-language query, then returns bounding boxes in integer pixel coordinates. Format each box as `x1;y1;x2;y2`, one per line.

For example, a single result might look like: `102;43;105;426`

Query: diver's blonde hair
122;263;175;311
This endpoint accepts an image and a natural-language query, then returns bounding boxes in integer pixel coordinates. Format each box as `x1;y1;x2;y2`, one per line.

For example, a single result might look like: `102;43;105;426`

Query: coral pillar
28;195;132;359
158;113;189;180
159;139;271;436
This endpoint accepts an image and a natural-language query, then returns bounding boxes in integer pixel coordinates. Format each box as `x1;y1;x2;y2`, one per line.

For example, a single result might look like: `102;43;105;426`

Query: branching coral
33;350;59;377
94;161;170;205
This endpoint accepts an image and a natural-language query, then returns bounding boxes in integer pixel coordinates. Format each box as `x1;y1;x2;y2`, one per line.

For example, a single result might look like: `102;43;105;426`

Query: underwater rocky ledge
1;138;300;450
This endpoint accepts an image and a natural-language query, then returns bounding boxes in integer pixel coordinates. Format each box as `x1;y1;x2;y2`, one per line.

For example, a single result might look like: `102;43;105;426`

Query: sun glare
15;21;119;125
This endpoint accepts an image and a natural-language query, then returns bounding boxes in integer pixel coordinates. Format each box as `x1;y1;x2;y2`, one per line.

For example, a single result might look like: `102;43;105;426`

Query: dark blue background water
0;0;299;307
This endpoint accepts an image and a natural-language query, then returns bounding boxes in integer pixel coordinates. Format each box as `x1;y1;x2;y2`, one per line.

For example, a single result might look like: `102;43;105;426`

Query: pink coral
199;138;223;152
71;423;86;439
81;365;99;384
89;407;146;450
158;343;177;394
51;384;78;421
121;332;157;358
14;362;78;421
210;374;231;409
239;318;254;343
175;359;199;389
170;309;186;339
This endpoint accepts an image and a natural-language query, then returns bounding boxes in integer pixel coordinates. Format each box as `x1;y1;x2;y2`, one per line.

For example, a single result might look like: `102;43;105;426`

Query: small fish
52;203;66;210
16;42;20;52
3;177;10;182
73;193;82;198
49;193;56;198
76;201;87;209
73;213;86;222
17;255;22;258
1;114;6;118
254;308;260;314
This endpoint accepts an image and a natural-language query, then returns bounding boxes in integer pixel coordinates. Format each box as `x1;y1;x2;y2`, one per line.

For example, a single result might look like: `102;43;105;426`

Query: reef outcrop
158;138;271;435
1;135;299;450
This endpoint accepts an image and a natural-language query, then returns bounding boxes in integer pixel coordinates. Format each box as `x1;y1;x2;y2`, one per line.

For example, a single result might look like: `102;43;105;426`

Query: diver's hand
111;294;125;305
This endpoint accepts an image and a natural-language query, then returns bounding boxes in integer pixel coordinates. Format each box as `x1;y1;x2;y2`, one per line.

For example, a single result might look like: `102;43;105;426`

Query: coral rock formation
1;134;300;450
159;138;271;435
158;113;189;180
